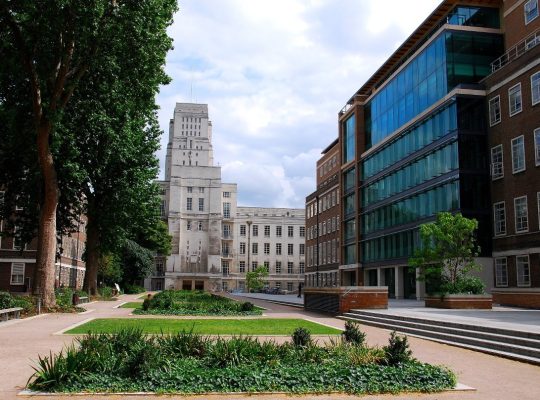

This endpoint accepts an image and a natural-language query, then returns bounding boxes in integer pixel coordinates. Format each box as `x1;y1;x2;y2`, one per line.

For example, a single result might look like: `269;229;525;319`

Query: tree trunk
83;213;100;296
33;120;59;308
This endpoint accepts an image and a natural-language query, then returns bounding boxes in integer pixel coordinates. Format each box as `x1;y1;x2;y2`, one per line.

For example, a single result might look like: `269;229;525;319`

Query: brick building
485;0;540;307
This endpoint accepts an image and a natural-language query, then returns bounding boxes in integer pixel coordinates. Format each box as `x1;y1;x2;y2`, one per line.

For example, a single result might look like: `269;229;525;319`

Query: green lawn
66;318;342;335
121;302;143;309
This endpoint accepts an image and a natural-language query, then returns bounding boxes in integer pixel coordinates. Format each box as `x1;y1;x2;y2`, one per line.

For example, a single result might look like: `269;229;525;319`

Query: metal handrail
491;27;540;73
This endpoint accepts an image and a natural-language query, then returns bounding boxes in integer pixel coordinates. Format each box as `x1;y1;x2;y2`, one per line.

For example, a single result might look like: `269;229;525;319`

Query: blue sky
156;0;442;208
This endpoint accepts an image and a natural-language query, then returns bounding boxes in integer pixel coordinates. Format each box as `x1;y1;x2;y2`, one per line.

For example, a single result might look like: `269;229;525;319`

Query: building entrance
403;268;416;299
384;268;395;298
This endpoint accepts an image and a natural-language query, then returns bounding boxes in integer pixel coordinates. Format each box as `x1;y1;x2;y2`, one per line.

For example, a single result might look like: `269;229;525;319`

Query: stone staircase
339;310;540;365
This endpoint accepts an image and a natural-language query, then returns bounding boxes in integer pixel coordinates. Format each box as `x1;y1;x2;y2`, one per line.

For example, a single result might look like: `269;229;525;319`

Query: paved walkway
0;294;539;400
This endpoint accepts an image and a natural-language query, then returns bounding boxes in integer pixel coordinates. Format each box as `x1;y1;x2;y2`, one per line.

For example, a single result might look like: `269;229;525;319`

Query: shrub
55;288;74;308
12;296;35;313
99;287;114;299
384;331;413;366
347;346;385;366
292;327;312;347
342;320;366;346
239;301;254;312
124;284;146;294
158;329;208;358
142;298;151;311
0;291;14;309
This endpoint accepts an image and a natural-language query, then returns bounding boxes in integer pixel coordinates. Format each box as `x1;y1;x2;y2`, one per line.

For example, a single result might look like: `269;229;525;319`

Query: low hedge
27;328;456;394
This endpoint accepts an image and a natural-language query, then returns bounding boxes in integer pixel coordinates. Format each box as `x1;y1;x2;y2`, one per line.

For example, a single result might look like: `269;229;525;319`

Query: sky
156;0;442;209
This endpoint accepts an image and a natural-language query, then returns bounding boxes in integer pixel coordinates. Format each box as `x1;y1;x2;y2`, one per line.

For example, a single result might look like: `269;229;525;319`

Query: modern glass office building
337;1;505;299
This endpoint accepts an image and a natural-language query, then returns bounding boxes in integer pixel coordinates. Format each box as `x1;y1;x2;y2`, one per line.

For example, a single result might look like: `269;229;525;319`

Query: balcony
491;28;540;73
222;233;233;240
221;252;233;258
153;270;165;277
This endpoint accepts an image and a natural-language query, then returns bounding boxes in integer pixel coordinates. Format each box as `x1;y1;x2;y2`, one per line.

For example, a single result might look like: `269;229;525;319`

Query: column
377;268;383;287
395;266;404;299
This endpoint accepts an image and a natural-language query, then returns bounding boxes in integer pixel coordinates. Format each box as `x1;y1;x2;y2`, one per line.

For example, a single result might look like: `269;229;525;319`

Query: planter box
425;294;492;309
305;286;388;314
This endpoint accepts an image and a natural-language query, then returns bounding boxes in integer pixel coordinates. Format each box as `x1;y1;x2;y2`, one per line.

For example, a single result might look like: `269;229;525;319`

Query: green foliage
440;276;485;295
12;296;36;313
55;288;74;308
409;212;483;295
384;331;413;366
0;291;14;309
137;290;263;316
27;329;456;394
245;266;269;292
240;302;254;312
99;287;114;300
123;285;146;295
342;321;366;346
142;298;151;311
119;240;154;286
292;327;312;347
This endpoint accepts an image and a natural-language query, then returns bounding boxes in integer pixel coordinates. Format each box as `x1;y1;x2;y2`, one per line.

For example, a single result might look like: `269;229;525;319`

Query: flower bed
136;290;262;316
27;328;456;394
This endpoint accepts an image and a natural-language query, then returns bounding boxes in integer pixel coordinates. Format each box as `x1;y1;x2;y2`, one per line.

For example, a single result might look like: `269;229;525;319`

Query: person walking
297;282;303;298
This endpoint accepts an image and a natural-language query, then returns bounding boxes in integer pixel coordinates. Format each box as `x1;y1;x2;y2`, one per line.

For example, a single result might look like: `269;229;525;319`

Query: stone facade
147;103;305;292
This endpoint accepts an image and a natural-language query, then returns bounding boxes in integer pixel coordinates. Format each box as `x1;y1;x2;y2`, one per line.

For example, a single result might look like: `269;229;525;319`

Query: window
494;258;508;287
276;261;282;274
252;243;258;255
287;282;293;292
264;225;270;237
276;226;282;237
223;202;230;218
264;261;270;272
264;243;270;255
0;191;4;208
514;196;529;233
299;243;305;255
299;262;305;274
508;83;522;116
160;200;166;217
198;198;204;211
187;221;191;230
13;226;22;250
525;0;539;24
535;128;540;166
288;226;294;237
491;145;504;179
288;262;294;274
516;255;531;286
288;244;294;255
493;202;506;236
252;225;258;236
276;243;282;255
10;263;24;285
299;226;305;237
240;242;246;255
488;96;501;126
511;136;525;173
187;197;192;211
187;186;193;193
199;187;204;193
239;261;245;273
223;191;230;198
198;221;203;231
240;225;246;236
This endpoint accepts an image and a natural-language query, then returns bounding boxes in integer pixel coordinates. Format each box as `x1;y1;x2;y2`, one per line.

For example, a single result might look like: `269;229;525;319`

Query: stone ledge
425;294;493;309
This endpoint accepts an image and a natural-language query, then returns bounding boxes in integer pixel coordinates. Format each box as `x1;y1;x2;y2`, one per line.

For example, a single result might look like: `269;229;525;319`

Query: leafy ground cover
136;290;262;316
28;327;456;394
66;318;341;335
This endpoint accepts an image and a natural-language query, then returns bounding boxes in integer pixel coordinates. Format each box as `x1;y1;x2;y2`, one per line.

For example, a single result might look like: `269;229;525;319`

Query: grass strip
65;318;342;335
121;302;143;309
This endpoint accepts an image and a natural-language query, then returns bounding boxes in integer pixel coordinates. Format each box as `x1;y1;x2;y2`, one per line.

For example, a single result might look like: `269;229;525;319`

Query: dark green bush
384;331;413;366
124;284;146;294
342;320;366;346
55;288;74;308
292;327;311;347
12;296;35;313
0;291;14;309
99;287;114;299
239;301;254;311
142;298;151;311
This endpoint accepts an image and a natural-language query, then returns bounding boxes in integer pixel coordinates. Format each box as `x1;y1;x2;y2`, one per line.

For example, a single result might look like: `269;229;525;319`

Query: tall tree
0;1;177;305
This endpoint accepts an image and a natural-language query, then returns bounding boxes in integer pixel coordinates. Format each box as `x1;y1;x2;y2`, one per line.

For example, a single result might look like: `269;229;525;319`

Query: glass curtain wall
343;114;355;163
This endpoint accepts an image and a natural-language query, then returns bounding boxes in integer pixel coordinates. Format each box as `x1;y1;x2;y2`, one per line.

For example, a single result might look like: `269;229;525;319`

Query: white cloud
157;0;442;208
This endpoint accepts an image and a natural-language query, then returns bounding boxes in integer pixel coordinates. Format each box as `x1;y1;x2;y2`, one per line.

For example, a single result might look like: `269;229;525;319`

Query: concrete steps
339;310;540;365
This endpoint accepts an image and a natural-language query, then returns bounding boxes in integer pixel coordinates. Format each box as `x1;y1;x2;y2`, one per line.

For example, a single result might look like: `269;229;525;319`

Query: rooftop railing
491;27;540;73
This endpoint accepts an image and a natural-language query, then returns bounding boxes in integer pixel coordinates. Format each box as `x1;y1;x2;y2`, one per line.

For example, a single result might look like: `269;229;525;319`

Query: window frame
488;95;501;126
494;257;508;287
532;71;540;106
491;144;504;180
511;135;526;174
10;262;25;285
535;128;540;166
525;0;539;24
514;196;529;233
493;201;506;236
516;255;531;287
508;83;523;117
